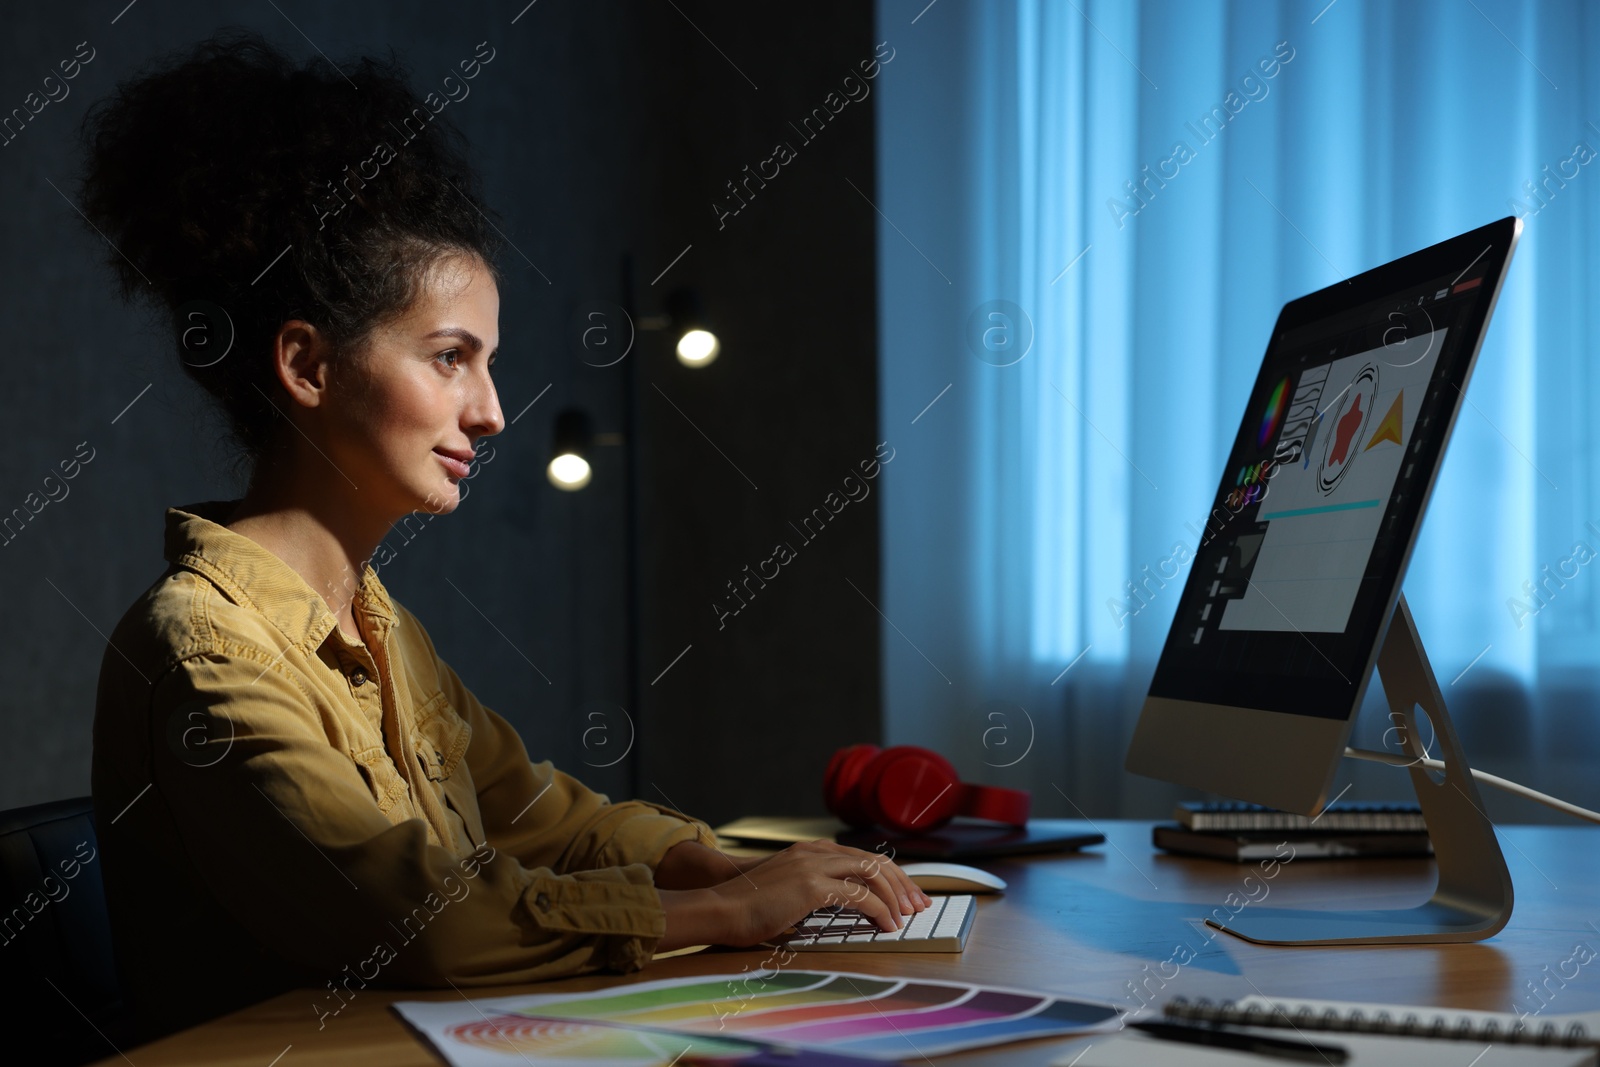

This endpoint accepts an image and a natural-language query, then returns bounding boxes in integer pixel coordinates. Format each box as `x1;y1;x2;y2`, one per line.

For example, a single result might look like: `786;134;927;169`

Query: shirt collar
163;499;395;652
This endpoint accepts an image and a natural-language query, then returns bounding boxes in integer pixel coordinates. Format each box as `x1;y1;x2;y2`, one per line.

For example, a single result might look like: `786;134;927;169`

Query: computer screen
1126;217;1521;815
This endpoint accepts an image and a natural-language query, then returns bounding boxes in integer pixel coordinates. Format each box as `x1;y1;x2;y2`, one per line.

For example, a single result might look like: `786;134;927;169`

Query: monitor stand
1208;594;1514;946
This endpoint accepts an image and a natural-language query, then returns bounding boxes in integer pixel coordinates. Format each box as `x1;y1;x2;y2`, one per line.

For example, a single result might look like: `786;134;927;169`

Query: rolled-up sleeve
150;649;676;984
414;614;722;880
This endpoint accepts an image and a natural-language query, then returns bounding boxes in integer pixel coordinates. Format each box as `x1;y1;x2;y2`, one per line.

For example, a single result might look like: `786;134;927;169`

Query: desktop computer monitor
1124;217;1522;945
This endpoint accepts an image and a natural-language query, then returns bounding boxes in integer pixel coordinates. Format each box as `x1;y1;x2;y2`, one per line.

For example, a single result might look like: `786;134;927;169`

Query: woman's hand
704;839;932;946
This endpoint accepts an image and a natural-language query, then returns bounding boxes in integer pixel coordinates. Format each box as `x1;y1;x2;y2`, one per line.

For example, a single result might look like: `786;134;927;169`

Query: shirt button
349;668;368;686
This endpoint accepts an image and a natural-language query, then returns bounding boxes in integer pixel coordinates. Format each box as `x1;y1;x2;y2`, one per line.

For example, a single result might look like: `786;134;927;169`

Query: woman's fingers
828;865;896;925
827;843;931;915
835;852;920;928
855;850;916;916
864;850;929;910
832;875;902;932
781;840;933;927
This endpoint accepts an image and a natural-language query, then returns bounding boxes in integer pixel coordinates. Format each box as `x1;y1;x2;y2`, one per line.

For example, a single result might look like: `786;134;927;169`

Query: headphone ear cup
824;744;880;828
858;746;961;835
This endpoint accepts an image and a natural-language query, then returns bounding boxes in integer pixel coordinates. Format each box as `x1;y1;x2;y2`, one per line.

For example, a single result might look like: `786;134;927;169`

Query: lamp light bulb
547;452;592;491
676;328;721;367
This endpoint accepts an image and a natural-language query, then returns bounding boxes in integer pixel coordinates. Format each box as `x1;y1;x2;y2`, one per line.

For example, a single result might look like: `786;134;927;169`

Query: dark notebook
715;816;1104;860
1152;823;1434;862
836;821;1105;860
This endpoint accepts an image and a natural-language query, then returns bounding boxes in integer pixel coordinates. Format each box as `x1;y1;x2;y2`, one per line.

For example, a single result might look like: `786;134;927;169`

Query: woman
81;30;928;1043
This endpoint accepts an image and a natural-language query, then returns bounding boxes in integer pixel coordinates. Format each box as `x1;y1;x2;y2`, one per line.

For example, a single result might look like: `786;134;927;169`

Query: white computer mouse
899;862;1007;893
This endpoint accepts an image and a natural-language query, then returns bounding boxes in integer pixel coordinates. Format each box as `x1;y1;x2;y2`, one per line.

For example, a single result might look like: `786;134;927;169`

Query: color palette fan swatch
393;969;1124;1065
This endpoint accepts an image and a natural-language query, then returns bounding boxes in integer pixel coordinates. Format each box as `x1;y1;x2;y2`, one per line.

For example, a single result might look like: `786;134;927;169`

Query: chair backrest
0;796;124;1063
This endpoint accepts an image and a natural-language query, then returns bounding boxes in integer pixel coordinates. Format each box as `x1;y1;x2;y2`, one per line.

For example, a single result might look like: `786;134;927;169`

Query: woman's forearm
655;840;763;889
656;887;738;951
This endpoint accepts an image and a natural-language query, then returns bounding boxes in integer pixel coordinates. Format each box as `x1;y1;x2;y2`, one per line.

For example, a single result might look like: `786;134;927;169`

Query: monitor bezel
1124;216;1522;816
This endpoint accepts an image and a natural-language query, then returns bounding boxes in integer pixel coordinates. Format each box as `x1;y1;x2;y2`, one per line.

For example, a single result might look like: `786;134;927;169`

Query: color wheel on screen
393;969;1124;1066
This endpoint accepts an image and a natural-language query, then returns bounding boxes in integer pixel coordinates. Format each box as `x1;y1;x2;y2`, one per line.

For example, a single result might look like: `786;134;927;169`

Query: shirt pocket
351;743;411;816
411;691;483;844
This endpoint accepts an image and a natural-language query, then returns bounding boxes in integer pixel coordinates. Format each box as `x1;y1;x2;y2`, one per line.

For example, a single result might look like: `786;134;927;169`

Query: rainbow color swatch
1258;376;1290;449
393;969;1123;1066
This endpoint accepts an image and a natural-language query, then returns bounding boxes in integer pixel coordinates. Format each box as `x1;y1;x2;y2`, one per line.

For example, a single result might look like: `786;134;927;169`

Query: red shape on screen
1328;395;1366;468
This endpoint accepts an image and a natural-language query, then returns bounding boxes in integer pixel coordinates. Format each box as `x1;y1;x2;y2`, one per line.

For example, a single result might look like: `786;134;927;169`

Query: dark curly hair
76;27;504;480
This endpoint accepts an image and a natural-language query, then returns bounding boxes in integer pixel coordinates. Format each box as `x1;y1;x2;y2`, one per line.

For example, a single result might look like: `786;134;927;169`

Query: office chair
0;796;133;1066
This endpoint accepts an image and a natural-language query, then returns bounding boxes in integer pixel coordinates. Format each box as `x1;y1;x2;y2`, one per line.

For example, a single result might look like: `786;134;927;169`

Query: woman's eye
436;349;461;370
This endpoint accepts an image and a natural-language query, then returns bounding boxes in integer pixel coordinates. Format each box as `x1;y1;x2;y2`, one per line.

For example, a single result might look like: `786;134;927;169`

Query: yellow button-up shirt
91;499;719;1041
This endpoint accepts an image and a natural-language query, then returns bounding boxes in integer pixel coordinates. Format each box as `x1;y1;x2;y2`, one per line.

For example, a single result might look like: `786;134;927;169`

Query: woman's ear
272;320;337;410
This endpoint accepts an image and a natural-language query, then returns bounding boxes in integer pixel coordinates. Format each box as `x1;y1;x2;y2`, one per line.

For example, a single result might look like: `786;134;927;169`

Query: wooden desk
94;821;1600;1066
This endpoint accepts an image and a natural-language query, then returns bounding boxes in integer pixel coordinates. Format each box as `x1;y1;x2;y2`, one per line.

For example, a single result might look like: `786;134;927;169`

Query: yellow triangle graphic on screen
1364;390;1404;451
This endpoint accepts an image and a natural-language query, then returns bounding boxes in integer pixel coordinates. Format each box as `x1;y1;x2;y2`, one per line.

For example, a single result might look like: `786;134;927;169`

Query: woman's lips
434;450;471;479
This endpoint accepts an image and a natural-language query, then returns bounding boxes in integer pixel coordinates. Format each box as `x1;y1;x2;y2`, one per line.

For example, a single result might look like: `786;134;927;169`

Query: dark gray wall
0;1;879;828
630;7;886;825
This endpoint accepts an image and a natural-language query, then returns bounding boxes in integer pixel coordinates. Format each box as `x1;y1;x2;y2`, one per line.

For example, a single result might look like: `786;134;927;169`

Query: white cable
1344;746;1600;825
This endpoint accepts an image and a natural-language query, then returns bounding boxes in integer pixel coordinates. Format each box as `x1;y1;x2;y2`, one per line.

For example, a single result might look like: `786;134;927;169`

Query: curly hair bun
76;26;503;465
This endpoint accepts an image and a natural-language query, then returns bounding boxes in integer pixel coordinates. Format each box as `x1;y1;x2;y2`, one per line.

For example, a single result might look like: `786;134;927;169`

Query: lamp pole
619;252;643;803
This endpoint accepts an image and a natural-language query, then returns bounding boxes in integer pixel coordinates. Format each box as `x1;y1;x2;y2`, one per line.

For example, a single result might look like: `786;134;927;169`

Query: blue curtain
875;0;1600;819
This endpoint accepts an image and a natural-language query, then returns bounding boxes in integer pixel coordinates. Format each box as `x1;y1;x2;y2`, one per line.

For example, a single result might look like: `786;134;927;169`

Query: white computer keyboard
770;893;977;952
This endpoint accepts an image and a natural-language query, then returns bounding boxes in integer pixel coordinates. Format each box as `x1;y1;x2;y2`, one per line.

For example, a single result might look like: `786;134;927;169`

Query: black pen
1131;1019;1350;1063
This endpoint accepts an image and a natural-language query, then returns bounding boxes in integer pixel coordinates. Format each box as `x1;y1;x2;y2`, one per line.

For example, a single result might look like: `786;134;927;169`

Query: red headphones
824;744;1031;835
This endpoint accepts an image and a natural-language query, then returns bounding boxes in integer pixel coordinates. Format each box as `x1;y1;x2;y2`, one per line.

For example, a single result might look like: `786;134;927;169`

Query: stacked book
1152;800;1433;861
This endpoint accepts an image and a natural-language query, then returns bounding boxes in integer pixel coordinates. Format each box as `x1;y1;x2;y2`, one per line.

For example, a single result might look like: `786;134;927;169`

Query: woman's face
328;253;504;520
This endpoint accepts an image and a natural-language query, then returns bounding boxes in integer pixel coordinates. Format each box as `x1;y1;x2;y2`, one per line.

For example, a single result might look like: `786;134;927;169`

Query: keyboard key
902;900;942;938
933;896;971;938
771;894;975;953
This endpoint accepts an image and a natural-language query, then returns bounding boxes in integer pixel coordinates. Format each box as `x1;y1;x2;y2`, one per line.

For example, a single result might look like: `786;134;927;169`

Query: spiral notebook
1062;1027;1595;1067
1163;994;1600;1048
